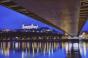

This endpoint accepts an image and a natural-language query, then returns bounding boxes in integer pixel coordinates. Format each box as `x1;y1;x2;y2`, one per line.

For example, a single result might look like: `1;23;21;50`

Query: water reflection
0;41;88;58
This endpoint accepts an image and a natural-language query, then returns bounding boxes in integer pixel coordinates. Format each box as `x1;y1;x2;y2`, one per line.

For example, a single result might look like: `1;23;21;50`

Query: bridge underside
0;0;88;36
14;0;80;36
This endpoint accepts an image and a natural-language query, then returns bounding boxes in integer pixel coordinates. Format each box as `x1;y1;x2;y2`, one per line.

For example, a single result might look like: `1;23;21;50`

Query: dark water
0;41;88;58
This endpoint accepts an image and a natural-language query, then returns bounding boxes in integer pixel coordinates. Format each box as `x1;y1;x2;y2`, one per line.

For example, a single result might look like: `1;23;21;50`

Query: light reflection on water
0;41;88;58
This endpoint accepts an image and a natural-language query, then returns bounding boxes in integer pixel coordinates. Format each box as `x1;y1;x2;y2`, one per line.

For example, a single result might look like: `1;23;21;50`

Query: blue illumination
81;20;88;32
0;5;63;34
33;49;66;58
81;49;88;58
0;48;66;58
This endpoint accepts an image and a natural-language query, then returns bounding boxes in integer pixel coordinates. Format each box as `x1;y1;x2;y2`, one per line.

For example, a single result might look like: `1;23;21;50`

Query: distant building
2;29;11;32
22;24;38;29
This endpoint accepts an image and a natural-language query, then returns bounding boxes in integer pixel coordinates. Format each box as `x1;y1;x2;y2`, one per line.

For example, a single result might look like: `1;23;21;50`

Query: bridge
0;0;88;36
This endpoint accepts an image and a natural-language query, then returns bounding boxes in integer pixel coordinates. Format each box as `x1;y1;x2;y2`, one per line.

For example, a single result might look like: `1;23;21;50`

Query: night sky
81;20;88;32
0;5;63;34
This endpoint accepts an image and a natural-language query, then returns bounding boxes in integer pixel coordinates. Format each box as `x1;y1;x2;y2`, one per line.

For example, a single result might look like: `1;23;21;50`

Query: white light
48;49;51;56
51;49;53;55
83;43;87;57
16;37;18;39
69;43;72;51
73;43;79;50
15;42;18;48
65;43;69;53
22;24;38;29
22;51;24;58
